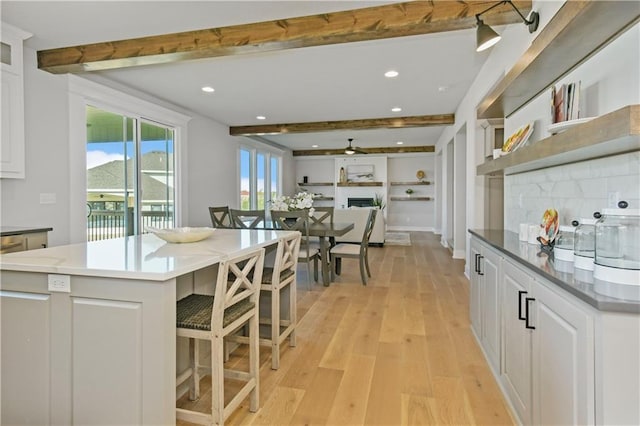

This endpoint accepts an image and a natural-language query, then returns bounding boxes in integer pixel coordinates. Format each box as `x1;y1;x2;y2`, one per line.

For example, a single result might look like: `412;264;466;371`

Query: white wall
387;154;434;231
503;22;640;232
0;45;286;245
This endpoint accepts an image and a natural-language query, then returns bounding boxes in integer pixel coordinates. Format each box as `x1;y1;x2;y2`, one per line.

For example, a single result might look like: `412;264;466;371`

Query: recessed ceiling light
312;144;319;148
384;70;399;78
391;107;402;112
396;141;404;145
201;86;215;93
256;115;266;120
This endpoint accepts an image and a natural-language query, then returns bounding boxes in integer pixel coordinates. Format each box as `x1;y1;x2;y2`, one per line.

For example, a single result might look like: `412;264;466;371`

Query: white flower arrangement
270;192;315;216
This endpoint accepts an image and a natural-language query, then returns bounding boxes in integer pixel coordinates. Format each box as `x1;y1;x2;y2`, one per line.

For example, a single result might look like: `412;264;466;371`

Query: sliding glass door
85;105;175;241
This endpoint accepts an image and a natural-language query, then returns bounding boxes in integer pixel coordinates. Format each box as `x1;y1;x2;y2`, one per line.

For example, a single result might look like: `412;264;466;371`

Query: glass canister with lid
554;225;576;262
573;212;600;271
594;201;640;285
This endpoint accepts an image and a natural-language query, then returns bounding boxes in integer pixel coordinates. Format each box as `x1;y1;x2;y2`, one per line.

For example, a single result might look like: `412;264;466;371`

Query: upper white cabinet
1;23;32;179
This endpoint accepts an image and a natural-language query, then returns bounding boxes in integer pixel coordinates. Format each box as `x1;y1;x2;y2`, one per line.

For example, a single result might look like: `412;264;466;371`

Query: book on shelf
551;81;581;123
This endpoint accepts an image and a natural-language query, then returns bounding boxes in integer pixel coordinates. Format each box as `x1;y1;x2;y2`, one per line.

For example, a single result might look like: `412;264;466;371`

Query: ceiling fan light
476;19;501;52
345;148;355;155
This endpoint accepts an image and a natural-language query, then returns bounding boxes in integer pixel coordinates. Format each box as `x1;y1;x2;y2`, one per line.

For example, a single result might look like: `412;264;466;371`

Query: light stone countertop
0;229;294;281
470;229;640;313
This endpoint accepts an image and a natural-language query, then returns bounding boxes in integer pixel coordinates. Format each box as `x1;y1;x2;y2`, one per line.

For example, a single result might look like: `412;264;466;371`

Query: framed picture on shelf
347;164;374;182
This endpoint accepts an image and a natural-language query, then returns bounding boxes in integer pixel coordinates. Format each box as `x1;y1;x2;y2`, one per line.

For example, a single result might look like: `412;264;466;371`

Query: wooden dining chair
228;231;301;369
175;247;265;425
310;206;334;225
208;206;233;228
271;210;320;288
230;209;266;229
330;209;377;285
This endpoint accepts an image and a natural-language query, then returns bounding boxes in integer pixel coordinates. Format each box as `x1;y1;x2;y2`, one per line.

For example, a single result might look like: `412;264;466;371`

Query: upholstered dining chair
175;247;265;425
271;210;320;288
208;206;233;228
330;209;377;285
230;209;266;229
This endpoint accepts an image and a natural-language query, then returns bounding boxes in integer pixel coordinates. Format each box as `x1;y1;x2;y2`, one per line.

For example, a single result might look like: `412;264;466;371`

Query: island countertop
469;229;640;313
0;228;294;281
1;226;53;236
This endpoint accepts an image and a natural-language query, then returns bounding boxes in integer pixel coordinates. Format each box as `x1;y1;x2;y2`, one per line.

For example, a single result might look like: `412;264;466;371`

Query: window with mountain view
86;105;175;241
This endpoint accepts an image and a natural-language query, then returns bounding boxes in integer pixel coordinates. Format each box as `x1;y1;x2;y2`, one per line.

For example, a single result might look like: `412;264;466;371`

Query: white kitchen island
0;228;294;425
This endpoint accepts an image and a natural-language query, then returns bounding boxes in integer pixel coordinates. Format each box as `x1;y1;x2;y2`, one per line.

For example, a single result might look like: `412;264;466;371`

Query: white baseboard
452;249;465;259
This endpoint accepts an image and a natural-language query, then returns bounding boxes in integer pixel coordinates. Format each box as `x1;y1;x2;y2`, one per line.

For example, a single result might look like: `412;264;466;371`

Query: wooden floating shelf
314;197;334;201
390;196;432;201
477;1;640;119
336;182;383;187
390;181;431;186
476;105;640;176
298;182;334;186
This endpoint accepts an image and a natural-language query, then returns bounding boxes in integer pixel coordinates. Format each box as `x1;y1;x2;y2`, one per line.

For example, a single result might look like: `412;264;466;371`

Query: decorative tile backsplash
504;152;640;231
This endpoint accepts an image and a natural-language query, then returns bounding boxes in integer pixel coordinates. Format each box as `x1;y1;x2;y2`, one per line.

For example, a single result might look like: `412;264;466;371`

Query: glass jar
594;201;640;285
573;214;599;270
554;225;575;262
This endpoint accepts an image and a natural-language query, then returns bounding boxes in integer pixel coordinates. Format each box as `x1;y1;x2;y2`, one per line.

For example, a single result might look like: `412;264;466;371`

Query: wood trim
390;181;431;185
230;114;454;136
336;182;383;187
298;182;334;187
477;1;640;119
293;145;435;156
37;1;531;74
476;105;640;175
390;196;432;201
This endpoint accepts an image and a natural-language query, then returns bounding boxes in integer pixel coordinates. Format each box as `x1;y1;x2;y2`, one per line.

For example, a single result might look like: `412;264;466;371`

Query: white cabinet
501;259;534;424
469;238;502;374
25;231;48;250
1;23;31;179
472;235;597;425
531;276;595;425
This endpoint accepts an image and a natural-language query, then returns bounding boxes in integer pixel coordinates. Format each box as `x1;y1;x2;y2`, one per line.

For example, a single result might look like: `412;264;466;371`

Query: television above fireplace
348;197;375;208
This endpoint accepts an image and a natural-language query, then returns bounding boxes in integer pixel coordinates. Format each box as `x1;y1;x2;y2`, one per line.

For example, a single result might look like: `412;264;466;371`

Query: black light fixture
344;138;367;155
476;0;539;52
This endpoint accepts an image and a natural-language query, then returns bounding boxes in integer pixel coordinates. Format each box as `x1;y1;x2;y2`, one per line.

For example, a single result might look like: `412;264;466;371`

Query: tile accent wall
504;152;640;232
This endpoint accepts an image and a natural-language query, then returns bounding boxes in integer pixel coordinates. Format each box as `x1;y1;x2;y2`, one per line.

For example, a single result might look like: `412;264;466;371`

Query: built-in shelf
389;181;431;186
337;181;383;187
390;196;432;201
476;105;640;176
314;196;334;201
477;1;639;119
298;182;334;186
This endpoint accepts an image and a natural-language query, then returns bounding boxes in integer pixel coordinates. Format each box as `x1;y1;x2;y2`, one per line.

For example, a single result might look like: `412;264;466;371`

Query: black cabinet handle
525;297;536;329
478;255;484;276
518;291;527;320
474;253;480;273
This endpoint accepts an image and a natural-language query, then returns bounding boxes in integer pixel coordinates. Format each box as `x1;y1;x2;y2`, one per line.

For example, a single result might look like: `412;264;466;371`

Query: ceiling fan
344;138;368;155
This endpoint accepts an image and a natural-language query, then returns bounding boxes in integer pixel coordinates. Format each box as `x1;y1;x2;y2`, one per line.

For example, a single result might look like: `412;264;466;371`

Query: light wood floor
177;232;514;425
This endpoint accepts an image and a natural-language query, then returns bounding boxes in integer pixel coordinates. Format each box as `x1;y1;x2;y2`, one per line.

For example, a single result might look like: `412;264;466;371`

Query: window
239;147;281;212
85;105;175;241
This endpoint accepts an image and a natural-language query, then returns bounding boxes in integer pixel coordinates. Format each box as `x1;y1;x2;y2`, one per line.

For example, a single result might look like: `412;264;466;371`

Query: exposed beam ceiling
230;114;455;136
37;0;532;74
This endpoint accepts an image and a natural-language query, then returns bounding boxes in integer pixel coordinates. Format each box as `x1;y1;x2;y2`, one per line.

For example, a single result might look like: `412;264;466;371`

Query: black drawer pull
525;297;536;330
518;291;527;320
478;255;484;276
474;253;480;273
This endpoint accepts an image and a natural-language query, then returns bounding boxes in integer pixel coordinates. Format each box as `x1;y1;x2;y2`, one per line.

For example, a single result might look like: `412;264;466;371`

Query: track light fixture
476;0;539;52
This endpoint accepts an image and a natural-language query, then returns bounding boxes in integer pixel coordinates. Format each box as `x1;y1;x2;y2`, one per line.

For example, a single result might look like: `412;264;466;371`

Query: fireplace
348;197;375;208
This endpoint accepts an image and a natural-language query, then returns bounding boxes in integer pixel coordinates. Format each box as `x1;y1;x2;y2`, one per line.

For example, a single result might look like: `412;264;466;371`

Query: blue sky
86;140;174;169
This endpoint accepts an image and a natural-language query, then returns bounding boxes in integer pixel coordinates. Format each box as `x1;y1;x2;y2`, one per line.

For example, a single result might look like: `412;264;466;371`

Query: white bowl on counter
146;227;216;243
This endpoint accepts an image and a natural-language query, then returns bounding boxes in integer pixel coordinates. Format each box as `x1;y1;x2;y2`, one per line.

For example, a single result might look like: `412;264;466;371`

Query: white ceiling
2;1;494;151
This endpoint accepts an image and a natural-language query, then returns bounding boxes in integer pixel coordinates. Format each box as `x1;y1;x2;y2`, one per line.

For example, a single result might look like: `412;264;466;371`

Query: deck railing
87;209;173;241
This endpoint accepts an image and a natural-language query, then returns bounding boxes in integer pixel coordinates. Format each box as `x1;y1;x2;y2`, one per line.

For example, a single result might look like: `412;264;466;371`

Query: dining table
255;220;355;286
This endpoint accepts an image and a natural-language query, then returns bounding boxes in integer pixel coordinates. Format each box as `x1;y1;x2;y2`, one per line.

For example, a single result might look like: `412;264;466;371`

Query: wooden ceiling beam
38;1;532;74
293;146;436;156
229;114;454;136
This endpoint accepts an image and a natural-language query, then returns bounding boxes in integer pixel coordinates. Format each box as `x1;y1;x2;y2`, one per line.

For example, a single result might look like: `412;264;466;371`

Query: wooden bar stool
175;247;265;425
